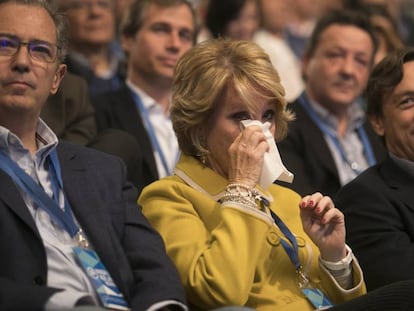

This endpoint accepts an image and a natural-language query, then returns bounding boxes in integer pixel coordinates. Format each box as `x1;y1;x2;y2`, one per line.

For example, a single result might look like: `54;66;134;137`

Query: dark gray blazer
277;98;386;197
335;155;414;291
93;85;159;193
0;141;186;310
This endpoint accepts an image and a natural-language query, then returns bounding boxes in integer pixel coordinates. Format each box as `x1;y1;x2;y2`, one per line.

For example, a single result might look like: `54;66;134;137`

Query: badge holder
298;267;333;310
74;231;130;311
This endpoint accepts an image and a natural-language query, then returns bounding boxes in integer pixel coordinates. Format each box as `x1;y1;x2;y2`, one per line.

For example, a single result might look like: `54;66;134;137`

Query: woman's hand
227;125;269;188
300;192;347;262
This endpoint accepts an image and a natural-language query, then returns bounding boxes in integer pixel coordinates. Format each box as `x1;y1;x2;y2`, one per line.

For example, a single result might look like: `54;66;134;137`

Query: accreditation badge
302;287;333;310
298;268;333;310
73;247;130;311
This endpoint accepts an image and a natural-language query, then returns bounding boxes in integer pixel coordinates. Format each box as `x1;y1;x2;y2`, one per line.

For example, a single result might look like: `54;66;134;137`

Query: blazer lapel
56;144;128;294
0;170;40;237
114;88;159;179
56;144;109;243
293;101;339;177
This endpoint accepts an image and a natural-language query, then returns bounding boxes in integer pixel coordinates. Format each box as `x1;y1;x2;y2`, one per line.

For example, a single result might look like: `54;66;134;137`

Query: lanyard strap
0;150;79;238
269;209;301;271
129;88;173;175
298;94;376;173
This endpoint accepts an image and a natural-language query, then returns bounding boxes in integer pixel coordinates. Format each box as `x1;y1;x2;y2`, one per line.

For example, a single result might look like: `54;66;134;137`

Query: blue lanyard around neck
269;209;302;271
0;149;79;237
129;88;173;176
298;94;376;174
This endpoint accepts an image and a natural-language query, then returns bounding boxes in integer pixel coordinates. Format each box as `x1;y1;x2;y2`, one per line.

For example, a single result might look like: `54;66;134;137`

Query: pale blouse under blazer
139;154;366;311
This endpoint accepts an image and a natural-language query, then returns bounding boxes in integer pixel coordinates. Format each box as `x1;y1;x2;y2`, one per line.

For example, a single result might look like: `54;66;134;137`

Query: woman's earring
199;152;207;165
198;135;208;165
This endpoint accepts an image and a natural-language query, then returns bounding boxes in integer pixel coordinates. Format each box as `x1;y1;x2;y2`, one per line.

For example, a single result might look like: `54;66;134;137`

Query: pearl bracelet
225;183;259;199
220;183;269;211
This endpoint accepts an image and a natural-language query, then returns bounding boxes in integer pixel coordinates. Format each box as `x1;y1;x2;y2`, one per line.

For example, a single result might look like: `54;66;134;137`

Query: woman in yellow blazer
139;39;413;311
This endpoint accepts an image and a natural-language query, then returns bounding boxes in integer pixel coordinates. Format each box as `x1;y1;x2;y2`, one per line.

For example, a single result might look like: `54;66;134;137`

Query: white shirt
126;80;179;177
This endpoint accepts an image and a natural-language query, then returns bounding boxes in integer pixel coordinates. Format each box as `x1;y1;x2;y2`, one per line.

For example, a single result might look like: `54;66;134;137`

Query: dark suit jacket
335;155;414;291
42;72;97;145
92;85;159;192
276;98;386;197
0;141;185;310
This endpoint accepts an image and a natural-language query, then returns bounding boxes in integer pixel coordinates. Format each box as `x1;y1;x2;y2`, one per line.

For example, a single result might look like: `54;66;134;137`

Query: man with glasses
0;0;187;310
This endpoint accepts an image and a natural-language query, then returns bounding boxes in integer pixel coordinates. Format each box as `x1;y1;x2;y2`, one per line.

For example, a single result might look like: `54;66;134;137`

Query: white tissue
240;120;294;189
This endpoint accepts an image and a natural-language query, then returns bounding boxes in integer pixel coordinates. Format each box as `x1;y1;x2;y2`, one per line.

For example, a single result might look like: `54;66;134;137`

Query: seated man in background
93;0;196;193
277;9;386;197
335;48;414;291
0;0;186;310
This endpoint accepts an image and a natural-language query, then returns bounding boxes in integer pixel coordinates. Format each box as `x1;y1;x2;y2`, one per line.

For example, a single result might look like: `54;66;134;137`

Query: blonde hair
171;38;293;158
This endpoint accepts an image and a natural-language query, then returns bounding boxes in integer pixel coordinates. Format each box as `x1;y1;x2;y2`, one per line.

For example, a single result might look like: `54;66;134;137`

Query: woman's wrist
320;245;353;271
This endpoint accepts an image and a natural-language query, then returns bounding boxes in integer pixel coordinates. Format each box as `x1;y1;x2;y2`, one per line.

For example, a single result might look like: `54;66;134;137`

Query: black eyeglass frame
0;34;61;63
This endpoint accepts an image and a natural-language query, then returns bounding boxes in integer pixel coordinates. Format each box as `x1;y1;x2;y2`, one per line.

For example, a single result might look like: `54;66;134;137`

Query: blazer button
33;275;45;285
267;231;280;246
296;236;306;247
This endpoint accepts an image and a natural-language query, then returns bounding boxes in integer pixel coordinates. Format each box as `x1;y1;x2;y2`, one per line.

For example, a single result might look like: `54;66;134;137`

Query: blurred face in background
224;0;259;40
291;0;320;21
63;0;115;50
260;0;292;33
122;3;195;86
303;25;374;114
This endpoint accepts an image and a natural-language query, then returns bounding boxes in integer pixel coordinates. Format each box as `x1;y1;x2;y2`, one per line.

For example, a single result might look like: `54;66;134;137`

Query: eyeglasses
0;35;60;63
64;0;112;11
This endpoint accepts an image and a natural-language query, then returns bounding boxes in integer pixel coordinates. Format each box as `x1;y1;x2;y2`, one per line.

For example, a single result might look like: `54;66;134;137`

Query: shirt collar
0;118;58;164
305;92;365;132
126;79;159;111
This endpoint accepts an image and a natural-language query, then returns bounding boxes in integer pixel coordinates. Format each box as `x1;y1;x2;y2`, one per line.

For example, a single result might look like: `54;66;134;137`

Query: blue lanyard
128;88;173;175
0;150;79;238
298;94;376;174
269;209;302;271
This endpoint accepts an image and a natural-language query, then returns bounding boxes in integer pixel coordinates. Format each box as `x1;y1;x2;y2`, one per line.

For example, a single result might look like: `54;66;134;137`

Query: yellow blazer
139;154;366;311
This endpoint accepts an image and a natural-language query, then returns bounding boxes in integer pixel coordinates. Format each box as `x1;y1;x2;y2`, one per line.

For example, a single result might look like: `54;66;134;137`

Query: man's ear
369;115;385;136
121;34;133;57
50;64;67;95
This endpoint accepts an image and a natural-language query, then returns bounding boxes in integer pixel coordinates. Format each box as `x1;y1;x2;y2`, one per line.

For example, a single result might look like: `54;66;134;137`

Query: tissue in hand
240;120;294;189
